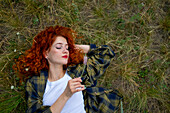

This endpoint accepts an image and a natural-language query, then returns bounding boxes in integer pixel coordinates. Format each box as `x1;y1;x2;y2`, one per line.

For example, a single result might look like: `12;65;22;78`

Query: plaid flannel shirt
25;44;123;113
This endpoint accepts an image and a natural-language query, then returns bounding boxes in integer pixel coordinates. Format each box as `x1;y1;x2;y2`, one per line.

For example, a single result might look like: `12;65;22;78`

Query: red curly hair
13;25;84;81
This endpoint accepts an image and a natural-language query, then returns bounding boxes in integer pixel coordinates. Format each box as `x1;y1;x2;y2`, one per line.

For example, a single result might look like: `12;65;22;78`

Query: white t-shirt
43;72;86;113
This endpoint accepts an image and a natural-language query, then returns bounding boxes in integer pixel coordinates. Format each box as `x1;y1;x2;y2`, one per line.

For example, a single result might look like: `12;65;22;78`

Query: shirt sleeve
25;79;52;113
86;44;115;81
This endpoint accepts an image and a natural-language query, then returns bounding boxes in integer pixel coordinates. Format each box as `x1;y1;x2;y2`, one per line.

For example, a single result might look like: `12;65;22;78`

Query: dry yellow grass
0;0;169;112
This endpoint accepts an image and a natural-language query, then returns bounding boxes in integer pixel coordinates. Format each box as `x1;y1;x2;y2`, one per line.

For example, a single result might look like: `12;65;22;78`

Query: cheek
51;48;60;54
53;51;60;57
48;49;60;58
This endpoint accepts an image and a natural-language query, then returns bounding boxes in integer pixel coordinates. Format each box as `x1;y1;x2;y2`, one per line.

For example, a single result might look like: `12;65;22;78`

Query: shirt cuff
90;44;97;49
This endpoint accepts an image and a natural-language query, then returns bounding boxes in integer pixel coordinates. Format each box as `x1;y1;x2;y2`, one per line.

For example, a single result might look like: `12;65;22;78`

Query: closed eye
55;43;69;50
56;47;62;49
56;46;69;50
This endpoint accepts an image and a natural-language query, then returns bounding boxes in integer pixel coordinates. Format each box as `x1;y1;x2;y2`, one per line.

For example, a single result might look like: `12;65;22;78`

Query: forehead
53;36;68;45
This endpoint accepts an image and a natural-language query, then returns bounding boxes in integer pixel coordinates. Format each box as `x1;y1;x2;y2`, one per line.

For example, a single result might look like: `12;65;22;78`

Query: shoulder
25;70;48;96
26;70;48;84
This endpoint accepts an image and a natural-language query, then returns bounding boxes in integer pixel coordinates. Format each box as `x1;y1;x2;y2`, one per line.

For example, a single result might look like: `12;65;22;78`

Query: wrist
75;45;90;53
62;91;71;100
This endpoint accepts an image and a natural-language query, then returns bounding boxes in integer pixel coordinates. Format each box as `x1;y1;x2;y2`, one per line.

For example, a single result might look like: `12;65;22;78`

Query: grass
0;0;169;112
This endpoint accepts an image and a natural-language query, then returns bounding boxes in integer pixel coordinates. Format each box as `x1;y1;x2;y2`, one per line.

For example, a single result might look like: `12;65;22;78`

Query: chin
60;59;68;65
62;61;68;65
63;63;68;65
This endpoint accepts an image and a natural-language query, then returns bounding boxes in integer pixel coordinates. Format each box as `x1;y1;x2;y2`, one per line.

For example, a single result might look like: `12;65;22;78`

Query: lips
62;55;68;58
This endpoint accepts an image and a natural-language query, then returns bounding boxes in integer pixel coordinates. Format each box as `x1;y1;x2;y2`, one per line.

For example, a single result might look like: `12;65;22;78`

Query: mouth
62;55;68;58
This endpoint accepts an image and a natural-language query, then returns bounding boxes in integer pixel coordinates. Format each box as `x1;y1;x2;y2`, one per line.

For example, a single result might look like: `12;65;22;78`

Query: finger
74;85;86;92
71;84;84;92
72;77;82;82
74;85;84;89
68;78;82;85
71;82;81;86
70;84;83;90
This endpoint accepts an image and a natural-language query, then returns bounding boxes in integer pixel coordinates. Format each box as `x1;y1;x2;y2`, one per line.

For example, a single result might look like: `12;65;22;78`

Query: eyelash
56;47;61;49
56;47;69;50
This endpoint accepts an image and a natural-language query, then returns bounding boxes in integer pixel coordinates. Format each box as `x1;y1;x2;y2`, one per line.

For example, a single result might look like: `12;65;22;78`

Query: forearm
75;45;90;53
50;77;84;112
50;92;69;113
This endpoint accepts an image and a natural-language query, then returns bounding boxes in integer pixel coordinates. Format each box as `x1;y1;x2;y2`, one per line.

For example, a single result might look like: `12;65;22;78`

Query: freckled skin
45;36;69;66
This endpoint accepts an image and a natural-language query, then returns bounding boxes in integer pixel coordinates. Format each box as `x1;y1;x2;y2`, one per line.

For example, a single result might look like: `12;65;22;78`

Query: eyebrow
54;43;68;46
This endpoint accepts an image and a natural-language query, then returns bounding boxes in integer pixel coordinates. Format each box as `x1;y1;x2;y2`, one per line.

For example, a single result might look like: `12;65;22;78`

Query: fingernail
79;77;82;82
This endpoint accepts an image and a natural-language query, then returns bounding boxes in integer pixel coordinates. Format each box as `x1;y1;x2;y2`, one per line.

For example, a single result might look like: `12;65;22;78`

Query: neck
48;64;65;82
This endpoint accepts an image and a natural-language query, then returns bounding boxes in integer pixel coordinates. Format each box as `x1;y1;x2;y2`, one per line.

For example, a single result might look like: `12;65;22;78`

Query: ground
0;0;169;112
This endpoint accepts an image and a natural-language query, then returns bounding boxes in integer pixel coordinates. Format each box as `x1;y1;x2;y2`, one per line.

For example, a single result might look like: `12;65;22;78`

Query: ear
43;50;49;59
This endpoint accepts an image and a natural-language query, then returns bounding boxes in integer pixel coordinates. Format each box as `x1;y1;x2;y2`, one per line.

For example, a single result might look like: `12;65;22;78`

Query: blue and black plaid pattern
25;44;122;113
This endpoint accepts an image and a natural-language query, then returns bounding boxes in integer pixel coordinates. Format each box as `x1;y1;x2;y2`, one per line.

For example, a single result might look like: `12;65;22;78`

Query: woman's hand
63;77;85;98
50;77;85;113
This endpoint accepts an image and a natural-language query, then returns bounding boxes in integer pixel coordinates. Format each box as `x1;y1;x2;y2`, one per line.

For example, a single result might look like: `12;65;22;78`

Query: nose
62;46;69;53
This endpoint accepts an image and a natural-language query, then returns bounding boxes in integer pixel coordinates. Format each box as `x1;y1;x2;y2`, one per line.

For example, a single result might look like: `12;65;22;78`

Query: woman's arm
86;44;115;80
74;44;115;81
50;92;69;113
75;45;90;53
50;77;85;113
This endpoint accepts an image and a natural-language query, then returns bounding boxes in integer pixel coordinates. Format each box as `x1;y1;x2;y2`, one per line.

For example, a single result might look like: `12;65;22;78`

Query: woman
14;25;122;113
